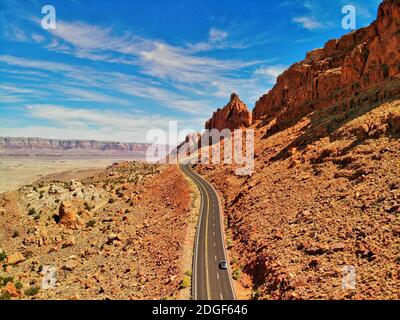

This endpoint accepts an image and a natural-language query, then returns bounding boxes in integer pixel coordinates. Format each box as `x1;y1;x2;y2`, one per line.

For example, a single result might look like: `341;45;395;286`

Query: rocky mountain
205;93;252;131
0;137;153;158
194;0;400;300
253;0;400;136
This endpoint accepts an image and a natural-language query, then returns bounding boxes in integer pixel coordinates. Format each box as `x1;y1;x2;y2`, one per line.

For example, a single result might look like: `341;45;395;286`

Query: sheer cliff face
205;93;252;131
0;137;151;157
252;0;400;125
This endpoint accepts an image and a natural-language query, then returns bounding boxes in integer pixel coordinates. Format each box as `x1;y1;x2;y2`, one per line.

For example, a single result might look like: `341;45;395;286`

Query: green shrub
1;276;14;287
0;291;11;300
86;219;96;228
84;202;92;211
232;268;241;281
15;281;23;290
0;251;6;261
184;270;192;277
179;275;191;289
25;286;40;296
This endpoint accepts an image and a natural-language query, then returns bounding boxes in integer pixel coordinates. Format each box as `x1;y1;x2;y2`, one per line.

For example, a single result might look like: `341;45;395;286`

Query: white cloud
293;16;323;30
13;104;204;143
254;65;287;83
31;33;45;43
209;28;228;43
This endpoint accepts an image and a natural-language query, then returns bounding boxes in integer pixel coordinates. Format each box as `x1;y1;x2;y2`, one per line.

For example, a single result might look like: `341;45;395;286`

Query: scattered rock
63;259;78;271
6;252;25;265
4;282;20;297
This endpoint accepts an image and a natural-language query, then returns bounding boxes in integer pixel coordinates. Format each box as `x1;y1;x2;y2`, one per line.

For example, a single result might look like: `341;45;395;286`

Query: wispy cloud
293;16;323;30
8;104;202;143
254;65;288;84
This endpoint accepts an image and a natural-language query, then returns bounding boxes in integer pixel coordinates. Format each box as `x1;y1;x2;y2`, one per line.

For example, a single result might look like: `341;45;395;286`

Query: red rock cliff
252;0;400;127
205;93;252;131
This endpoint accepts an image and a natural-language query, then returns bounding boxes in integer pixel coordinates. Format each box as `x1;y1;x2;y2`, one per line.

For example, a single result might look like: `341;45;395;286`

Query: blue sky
0;0;382;142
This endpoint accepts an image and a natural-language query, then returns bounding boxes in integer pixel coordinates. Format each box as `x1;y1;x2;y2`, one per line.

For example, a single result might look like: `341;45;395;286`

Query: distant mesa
0;137;153;159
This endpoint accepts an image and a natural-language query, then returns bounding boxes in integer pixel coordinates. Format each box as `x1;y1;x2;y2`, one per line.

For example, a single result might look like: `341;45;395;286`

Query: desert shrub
108;198;115;204
232;268;241;281
179;275;191;289
86;219;96;228
28;208;36;216
15;281;23;290
12;230;20;238
1;276;14;287
84;202;92;211
227;238;233;250
0;251;6;261
0;292;11;300
25;286;40;296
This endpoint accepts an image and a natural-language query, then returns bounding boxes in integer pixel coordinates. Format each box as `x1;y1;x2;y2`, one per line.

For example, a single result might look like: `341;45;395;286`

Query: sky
0;0;382;143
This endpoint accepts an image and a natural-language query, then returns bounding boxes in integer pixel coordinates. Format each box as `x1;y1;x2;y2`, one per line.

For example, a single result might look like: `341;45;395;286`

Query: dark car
219;261;228;270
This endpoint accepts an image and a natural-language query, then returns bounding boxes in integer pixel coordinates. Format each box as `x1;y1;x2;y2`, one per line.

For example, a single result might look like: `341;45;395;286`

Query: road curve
180;163;236;300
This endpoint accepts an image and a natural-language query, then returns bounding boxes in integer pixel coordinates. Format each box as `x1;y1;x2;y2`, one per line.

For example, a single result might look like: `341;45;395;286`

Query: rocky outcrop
0;137;152;158
252;0;400;130
205;93;252;131
57;201;84;228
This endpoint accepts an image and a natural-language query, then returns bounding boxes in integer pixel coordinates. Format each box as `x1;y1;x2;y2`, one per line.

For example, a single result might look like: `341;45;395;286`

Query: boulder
58;201;84;228
6;252;25;265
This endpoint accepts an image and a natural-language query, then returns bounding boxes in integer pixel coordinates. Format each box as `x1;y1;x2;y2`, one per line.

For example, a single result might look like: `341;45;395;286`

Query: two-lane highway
180;163;236;300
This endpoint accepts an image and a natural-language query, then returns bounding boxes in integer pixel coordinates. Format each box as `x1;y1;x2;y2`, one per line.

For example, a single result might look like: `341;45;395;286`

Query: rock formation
205;93;252;131
252;0;400;130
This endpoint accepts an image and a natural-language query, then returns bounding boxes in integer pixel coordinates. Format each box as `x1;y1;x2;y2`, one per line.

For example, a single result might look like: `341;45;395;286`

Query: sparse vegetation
232;268;241;281
179;275;191;289
0;291;11;300
25;286;40;296
0;251;6;261
1;276;14;287
86;219;96;228
84;202;93;211
15;281;23;290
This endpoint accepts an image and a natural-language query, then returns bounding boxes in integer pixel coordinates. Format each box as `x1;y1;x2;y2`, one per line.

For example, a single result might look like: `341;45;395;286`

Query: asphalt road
180;163;236;300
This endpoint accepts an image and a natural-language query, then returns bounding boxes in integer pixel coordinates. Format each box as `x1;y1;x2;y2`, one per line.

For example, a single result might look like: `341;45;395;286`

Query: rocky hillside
0;161;198;300
195;0;400;300
253;0;400;135
205;93;252;131
0;137;152;158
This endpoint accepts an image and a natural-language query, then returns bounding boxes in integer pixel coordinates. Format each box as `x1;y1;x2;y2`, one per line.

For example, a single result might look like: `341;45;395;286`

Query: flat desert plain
0;157;134;193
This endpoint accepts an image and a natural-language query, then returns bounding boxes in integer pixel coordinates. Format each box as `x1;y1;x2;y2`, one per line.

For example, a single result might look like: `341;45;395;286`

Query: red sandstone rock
252;0;400;126
205;93;252;131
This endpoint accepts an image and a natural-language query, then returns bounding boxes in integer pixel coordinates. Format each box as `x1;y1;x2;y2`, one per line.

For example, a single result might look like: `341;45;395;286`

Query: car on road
219;261;228;270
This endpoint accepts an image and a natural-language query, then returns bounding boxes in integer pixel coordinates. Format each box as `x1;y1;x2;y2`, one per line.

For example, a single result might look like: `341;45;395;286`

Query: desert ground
0;157;140;193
